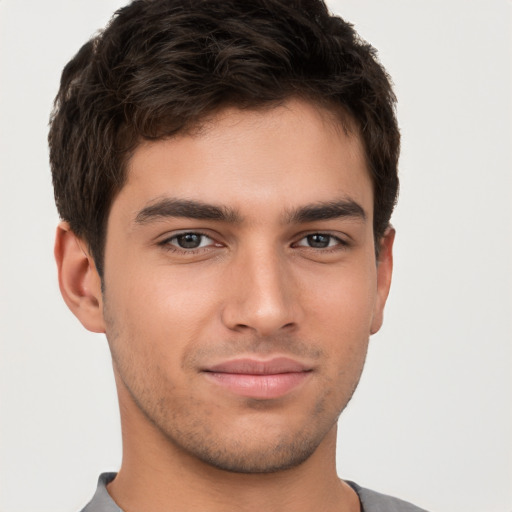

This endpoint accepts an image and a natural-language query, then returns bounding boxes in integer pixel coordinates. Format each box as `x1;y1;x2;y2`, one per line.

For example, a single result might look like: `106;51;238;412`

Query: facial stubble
103;297;369;475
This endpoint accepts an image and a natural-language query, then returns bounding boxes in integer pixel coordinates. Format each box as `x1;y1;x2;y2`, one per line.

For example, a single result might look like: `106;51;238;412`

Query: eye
295;233;344;249
165;232;215;250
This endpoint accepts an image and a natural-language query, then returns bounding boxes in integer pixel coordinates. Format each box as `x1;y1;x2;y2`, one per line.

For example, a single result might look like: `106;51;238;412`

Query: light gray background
1;1;510;511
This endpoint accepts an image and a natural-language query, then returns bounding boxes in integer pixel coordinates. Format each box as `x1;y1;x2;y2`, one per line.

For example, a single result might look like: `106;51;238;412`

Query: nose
221;245;300;336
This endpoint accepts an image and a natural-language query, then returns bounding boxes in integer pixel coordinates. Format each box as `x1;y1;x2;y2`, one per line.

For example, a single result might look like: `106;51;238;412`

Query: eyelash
158;231;349;255
158;231;219;254
292;233;348;251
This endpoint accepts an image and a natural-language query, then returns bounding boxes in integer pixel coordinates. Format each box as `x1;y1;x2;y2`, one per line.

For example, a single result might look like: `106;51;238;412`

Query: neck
108;374;360;512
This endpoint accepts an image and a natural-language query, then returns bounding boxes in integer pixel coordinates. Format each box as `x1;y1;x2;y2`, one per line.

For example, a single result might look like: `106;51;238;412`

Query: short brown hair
49;0;400;277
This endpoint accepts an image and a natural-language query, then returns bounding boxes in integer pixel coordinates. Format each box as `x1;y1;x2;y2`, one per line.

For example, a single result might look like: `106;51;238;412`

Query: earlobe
370;227;395;335
54;222;106;333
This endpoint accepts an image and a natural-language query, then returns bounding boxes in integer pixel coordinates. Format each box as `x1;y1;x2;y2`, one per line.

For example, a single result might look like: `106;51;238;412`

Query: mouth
202;357;313;400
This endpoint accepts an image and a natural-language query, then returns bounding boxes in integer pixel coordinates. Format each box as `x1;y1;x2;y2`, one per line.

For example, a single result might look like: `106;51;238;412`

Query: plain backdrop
0;1;511;511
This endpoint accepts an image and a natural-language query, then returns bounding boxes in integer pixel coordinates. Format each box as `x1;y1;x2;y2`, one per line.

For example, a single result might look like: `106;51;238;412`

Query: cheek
301;263;377;337
298;261;375;392
104;266;222;362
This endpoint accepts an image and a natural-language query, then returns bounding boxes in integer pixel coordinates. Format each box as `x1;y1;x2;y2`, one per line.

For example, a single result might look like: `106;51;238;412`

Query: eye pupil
307;234;330;248
177;233;202;248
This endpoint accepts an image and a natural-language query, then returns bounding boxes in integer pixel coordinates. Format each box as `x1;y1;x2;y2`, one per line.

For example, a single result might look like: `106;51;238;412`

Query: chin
160;413;337;474
182;436;320;474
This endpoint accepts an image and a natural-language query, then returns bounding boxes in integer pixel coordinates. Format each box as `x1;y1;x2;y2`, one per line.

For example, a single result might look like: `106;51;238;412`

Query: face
100;99;393;473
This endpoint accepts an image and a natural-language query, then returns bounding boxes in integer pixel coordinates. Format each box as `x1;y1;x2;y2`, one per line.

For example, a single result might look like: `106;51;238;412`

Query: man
49;0;427;510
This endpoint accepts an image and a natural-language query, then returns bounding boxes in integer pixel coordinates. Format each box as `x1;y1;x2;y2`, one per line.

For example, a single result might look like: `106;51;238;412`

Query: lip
202;357;312;399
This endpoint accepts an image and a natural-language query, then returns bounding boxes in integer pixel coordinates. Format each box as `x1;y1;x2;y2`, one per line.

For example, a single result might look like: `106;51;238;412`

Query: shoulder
347;481;430;512
80;474;430;512
80;473;122;512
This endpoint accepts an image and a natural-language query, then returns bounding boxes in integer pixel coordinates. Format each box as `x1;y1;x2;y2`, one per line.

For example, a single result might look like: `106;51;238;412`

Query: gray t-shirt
81;472;429;512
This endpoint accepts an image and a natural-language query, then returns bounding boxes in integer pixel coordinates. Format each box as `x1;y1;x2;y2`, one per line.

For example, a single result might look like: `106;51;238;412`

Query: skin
55;99;394;512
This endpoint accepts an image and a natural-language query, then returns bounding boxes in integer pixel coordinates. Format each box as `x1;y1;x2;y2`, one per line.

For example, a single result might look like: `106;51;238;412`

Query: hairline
91;96;381;279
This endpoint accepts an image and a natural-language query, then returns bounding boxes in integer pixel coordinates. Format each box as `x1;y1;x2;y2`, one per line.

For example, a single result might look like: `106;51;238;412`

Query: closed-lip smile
202;357;313;399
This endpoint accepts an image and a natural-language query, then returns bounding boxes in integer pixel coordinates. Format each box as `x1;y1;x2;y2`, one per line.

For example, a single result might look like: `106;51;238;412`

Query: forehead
117;99;373;222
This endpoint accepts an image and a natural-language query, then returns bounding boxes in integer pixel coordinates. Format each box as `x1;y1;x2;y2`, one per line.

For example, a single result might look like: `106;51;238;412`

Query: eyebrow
134;198;242;224
285;199;367;224
134;197;366;226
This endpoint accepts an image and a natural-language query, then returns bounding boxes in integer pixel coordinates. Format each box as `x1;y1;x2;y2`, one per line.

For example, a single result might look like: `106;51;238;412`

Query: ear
370;226;395;335
54;222;105;333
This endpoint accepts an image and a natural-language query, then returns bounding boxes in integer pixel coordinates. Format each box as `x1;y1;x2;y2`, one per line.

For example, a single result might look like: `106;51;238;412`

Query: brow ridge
134;197;366;226
135;198;242;224
285;199;367;224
